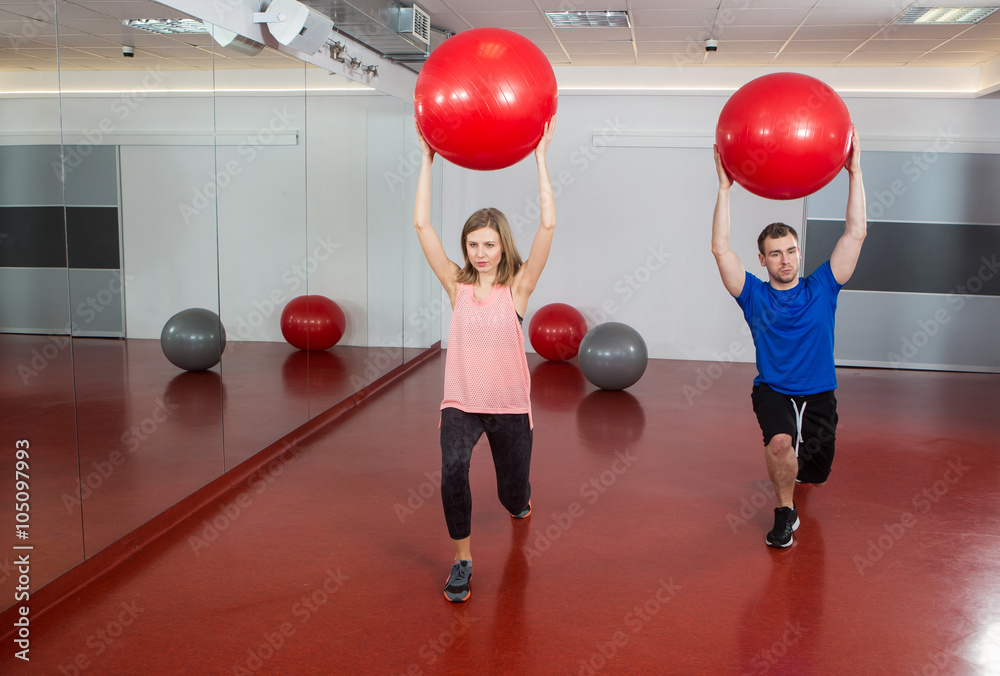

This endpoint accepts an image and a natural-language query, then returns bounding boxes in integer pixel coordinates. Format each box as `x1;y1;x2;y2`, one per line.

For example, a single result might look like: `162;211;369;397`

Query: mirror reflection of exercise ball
160;308;226;371
281;349;348;400
530;360;587;412
575;390;647;455
163;370;224;426
578;322;648;391
280;295;346;351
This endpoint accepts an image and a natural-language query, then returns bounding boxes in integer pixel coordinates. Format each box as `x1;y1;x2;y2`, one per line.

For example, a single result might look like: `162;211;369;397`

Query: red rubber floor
3;351;998;675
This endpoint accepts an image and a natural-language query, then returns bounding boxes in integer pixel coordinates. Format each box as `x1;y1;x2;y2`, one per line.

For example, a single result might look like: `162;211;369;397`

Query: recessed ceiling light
123;18;208;35
546;11;631;28
894;6;999;24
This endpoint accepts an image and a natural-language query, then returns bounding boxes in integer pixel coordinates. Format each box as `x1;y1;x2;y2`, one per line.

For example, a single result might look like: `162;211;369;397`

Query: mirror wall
0;0;83;600
0;0;440;612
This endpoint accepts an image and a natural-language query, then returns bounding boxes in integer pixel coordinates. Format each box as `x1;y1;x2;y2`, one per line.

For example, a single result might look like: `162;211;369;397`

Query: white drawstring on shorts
791;399;807;457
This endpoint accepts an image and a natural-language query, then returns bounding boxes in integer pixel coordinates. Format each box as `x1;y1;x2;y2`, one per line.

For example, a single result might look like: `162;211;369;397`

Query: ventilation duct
398;5;430;46
300;0;429;58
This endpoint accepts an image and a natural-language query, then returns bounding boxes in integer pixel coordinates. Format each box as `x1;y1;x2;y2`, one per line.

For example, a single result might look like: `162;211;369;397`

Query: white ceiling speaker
262;0;334;55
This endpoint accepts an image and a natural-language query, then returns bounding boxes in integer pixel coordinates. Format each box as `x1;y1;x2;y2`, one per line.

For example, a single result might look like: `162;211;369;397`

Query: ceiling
0;0;304;71
2;0;1000;73
422;0;1000;68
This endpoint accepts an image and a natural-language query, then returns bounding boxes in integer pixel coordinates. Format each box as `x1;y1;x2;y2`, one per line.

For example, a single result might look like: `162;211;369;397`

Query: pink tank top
441;284;532;426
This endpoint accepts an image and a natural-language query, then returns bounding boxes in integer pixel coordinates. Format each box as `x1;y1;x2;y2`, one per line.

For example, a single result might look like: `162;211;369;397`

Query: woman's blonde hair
456;208;523;286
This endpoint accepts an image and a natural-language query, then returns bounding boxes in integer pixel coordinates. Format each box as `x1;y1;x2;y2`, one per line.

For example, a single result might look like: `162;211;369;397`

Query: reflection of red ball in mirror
280;349;349;400
528;303;588;361
716;72;852;200
414;27;558;171
280;295;346;351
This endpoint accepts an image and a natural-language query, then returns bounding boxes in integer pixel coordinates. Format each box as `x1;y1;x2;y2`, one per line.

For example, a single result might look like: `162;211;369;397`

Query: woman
413;116;556;602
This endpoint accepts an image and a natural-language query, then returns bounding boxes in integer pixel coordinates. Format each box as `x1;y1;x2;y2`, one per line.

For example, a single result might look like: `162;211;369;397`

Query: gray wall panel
0;206;67;267
805;219;1000;295
807;151;1000;224
66;207;121;269
0;268;71;333
835;291;1000;372
807;150;1000;373
0;146;63;206
68;269;124;336
64;145;119;207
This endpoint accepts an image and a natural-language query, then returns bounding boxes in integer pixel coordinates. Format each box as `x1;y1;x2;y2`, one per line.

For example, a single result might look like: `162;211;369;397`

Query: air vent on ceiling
399;4;430;46
546;10;631;28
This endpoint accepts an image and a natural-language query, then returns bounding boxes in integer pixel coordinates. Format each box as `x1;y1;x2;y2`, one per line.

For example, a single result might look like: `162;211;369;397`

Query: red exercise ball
529;303;588;362
280;295;346;351
414;27;558;171
716;73;852;200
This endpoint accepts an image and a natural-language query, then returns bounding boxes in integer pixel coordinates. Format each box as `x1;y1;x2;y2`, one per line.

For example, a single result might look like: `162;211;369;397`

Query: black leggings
440;407;532;540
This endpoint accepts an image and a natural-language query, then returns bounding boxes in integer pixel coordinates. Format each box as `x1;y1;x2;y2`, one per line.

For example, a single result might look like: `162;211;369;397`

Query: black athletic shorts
751;383;838;484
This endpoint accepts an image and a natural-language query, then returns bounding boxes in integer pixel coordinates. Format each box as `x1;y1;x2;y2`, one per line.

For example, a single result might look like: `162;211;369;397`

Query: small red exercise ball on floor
716;72;852;200
280;295;346;351
529;303;588;361
414;27;558;171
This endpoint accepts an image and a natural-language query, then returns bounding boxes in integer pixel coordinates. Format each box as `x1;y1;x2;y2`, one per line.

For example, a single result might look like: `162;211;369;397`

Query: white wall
439;92;1000;363
121;143;221;336
304;95;370;347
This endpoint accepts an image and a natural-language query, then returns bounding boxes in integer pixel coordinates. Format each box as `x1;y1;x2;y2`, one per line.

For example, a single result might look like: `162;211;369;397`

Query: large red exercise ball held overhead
716;72;852;200
280;295;346;351
414;27;558;171
529;303;588;362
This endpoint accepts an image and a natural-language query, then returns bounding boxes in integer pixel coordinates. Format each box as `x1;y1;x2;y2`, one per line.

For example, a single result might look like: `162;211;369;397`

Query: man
711;127;866;548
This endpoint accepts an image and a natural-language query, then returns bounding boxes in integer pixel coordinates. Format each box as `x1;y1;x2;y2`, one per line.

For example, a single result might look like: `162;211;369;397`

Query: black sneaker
444;560;472;603
765;505;799;548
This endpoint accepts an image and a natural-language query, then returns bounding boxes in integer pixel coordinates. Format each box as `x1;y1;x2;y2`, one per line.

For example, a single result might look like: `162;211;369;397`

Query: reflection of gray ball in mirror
160;308;227;371
578;322;648;391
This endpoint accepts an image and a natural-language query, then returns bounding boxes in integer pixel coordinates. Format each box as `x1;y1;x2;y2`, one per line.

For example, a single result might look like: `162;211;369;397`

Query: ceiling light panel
894;7;1000;25
123;19;208;35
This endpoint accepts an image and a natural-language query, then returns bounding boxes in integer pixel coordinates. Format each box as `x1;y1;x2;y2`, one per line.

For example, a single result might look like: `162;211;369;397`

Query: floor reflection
530;359;587;412
73;339;224;555
163;369;224;427
737;494;825;675
0;334;83;606
491;522;531;672
280;348;349;401
575;389;647;455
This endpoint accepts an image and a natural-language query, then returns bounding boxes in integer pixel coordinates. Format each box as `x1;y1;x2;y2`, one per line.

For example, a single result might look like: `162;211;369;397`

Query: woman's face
466;226;503;277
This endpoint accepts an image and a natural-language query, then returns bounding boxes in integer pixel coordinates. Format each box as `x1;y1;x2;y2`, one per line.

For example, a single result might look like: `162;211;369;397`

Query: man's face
758;234;800;287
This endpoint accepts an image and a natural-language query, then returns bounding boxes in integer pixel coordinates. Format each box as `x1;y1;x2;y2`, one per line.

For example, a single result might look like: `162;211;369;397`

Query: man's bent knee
766;434;795;455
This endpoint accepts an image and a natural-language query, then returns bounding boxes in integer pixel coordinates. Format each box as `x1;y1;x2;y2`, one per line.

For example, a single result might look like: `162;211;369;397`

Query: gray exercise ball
578;322;648;391
160;308;227;371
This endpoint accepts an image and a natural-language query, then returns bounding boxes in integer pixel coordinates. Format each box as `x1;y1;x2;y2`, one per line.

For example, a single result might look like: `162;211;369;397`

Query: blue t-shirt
735;260;843;396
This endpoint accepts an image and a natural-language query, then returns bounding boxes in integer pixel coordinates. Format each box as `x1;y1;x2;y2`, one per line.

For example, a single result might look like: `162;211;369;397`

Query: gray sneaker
444;560;472;602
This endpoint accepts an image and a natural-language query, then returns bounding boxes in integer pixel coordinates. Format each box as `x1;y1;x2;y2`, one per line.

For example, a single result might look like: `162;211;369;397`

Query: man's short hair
757;222;799;255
